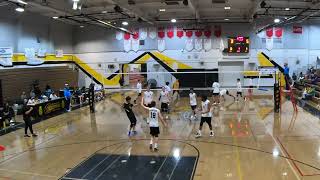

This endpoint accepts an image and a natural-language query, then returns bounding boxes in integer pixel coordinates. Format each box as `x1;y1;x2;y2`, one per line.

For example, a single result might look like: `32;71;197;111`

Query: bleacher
293;78;320;111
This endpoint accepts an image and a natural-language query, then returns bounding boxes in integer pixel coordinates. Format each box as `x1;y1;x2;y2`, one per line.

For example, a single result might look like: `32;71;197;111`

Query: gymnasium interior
0;0;320;179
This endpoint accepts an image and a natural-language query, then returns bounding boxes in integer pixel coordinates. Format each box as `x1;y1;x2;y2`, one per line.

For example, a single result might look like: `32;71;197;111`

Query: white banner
116;31;123;40
139;27;148;40
25;48;36;59
37;48;46;57
55;50;64;58
219;38;225;51
158;39;166;52
204;38;212;51
149;27;157;39
185;39;194;52
195;39;203;51
266;38;273;51
131;39;140;52
0;47;13;58
124;39;131;52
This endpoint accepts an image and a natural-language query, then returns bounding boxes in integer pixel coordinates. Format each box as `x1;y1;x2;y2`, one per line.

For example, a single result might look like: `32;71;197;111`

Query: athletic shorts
191;105;197;110
213;93;220;96
237;92;242;96
150;127;160;137
200;117;211;124
161;103;169;112
128;115;137;126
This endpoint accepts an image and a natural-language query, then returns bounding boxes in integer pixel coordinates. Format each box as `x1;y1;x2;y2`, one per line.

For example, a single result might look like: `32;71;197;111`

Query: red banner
214;25;221;37
158;27;165;39
195;30;203;37
167;27;174;39
204;29;212;38
124;32;131;40
293;26;303;34
186;31;193;38
274;27;283;38
176;27;184;38
266;28;273;38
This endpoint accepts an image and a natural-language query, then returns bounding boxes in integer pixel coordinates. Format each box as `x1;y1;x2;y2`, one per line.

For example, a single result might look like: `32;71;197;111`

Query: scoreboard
228;36;250;53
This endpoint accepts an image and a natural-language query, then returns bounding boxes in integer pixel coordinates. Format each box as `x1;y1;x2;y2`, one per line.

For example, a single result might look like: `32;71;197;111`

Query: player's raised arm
141;97;149;110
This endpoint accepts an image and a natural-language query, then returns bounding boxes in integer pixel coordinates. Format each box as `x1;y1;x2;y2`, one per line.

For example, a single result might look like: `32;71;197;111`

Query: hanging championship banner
204;38;212;51
116;31;123;40
131;39;139;52
139;27;148;40
149;27;157;39
158;27;165;39
195;30;203;38
132;29;139;40
185;39;194;51
257;30;265;38
195;38;203;51
124;39;131;52
176;27;184;38
186;30;193;38
266;38;273;51
204;28;212;38
167;26;174;39
158;39;166;52
274;27;283;38
266;28;273;38
124;32;131;40
214;25;222;37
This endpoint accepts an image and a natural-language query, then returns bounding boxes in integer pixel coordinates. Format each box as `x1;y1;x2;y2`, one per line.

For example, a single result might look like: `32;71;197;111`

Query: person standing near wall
284;63;290;90
64;84;72;112
22;100;37;137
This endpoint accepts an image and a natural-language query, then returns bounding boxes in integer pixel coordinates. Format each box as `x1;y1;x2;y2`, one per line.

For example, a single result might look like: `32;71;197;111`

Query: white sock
154;143;158;148
150;139;153;145
198;130;202;135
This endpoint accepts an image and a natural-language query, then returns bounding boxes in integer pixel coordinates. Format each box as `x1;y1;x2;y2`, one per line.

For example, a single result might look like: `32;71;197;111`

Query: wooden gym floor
0;91;320;180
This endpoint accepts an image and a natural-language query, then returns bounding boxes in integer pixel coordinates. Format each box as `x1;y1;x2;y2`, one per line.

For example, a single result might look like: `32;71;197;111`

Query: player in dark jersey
123;96;137;136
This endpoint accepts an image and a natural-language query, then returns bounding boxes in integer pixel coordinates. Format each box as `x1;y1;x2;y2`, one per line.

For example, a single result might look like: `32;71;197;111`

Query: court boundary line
276;136;320;177
2;138;320;179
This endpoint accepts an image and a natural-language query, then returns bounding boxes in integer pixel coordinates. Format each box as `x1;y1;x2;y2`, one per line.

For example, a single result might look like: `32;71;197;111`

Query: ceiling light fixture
80;25;84;28
285;7;290;11
171;18;177;23
102;10;108;14
159;8;166;12
224;6;231;10
274;18;280;23
122;21;128;26
15;7;24;12
52;16;59;19
16;0;28;5
224;18;230;21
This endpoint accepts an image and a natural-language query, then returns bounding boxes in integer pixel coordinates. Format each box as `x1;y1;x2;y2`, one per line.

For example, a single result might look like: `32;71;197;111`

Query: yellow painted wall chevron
151;52;192;69
10;54;120;86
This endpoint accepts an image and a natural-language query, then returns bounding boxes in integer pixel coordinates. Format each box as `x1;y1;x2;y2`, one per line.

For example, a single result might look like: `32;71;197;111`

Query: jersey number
150;112;156;119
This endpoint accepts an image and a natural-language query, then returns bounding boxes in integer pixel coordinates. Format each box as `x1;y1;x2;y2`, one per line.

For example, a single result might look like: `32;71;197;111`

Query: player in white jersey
143;86;154;107
141;100;167;152
220;89;235;102
189;88;197;120
159;86;170;113
212;81;220;105
195;95;214;138
236;78;243;102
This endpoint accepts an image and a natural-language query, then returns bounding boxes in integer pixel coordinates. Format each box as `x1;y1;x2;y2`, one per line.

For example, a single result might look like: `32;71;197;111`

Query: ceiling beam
188;0;201;22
